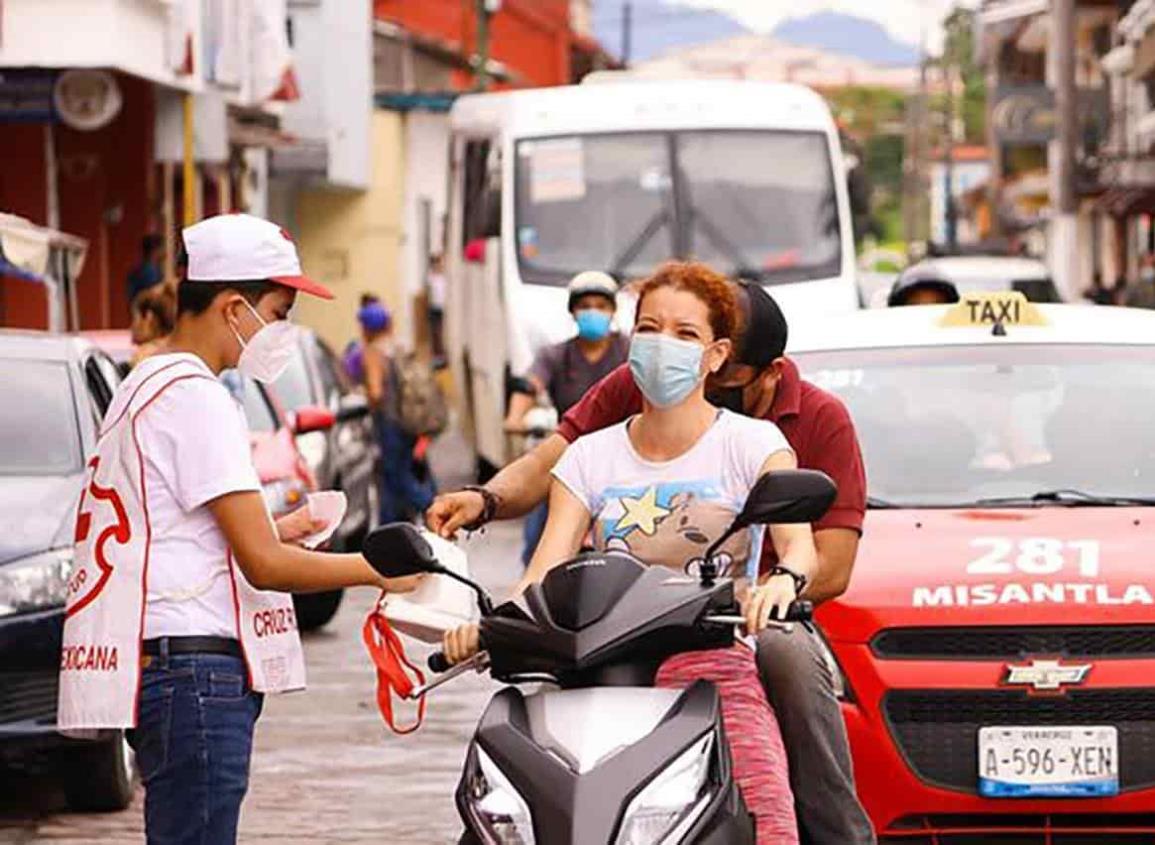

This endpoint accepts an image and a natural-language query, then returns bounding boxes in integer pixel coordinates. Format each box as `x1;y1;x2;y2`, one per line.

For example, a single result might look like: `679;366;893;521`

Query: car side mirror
363;523;445;579
734;470;838;529
336;393;370;423
294;406;336;435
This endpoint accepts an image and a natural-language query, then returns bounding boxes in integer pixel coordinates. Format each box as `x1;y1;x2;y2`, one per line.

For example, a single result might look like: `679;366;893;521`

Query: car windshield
793;344;1155;507
0;359;83;475
514;130;841;285
273;346;314;411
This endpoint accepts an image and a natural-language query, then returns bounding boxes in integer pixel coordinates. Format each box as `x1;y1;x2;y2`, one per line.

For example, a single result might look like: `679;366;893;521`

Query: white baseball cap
182;213;333;300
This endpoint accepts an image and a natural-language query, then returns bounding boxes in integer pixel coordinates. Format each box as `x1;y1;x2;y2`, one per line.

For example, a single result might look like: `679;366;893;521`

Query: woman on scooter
444;260;816;844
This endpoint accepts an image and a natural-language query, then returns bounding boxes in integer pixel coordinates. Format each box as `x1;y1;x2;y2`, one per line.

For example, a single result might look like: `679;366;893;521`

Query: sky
675;0;976;53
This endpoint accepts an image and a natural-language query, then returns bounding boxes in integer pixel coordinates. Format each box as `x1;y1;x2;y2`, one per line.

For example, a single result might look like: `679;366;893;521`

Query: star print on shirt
613;486;671;536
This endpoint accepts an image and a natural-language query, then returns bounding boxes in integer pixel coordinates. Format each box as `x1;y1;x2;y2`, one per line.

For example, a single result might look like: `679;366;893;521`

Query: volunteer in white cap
501;271;629;564
58;214;421;845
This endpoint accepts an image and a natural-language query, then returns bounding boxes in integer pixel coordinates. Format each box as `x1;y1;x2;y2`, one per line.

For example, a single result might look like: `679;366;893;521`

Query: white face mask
230;299;299;383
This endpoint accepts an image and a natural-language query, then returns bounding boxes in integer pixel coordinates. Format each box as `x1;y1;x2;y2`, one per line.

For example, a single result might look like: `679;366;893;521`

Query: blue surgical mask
629;333;705;408
575;309;612;340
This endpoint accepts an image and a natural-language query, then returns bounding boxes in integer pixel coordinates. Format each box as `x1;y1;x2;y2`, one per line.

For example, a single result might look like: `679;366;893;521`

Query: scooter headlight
615;733;716;845
464;746;536;844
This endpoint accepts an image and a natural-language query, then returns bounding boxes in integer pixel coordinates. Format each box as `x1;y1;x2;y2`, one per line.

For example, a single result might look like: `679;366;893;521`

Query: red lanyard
361;597;426;734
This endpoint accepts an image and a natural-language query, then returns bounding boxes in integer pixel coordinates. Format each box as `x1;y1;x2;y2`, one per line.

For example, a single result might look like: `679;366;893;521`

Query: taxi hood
821;508;1155;643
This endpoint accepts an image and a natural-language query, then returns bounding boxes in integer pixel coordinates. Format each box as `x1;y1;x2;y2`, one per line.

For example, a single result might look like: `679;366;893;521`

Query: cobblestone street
0;436;520;844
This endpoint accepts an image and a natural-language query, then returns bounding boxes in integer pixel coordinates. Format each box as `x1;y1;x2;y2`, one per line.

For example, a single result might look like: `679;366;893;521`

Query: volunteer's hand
425;490;485;540
377;573;427;594
276;507;329;546
442;623;481;665
744;574;797;634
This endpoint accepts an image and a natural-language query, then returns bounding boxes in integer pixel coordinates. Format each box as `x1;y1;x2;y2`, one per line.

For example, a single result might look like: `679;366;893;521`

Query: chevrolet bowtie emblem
1004;659;1091;692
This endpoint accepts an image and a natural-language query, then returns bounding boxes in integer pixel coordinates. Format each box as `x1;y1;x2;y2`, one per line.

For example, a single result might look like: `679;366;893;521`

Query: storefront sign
0;70;57;123
992;86;1109;146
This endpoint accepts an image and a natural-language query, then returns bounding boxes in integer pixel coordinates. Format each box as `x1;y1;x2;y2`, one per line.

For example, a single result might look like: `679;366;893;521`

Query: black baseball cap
736;281;788;368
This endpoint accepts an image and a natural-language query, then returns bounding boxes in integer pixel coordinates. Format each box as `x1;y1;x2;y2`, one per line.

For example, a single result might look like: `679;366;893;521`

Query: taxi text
913;582;1154;607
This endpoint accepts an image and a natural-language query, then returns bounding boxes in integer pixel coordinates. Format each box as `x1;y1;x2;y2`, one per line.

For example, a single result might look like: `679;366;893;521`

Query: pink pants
656;645;799;845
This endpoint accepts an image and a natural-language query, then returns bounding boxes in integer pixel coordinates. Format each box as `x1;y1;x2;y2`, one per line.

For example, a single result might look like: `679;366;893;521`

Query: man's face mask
229;298;299;383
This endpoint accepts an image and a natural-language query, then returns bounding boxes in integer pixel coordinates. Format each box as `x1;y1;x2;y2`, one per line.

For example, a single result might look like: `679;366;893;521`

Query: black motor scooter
364;469;836;845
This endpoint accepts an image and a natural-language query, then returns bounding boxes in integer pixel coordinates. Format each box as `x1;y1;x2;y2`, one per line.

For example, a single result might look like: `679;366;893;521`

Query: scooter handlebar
428;652;452;673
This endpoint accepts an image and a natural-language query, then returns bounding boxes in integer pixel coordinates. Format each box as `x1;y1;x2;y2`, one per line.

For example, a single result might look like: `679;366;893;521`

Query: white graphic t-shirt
552;410;792;579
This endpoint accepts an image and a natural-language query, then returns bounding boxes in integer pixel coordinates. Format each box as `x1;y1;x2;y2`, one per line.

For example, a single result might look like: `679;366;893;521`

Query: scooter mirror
363;523;445;579
734;470;837;528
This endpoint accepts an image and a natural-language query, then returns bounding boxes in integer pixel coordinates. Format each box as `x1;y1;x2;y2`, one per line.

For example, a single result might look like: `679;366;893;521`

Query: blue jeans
375;414;435;523
522;502;548;566
126;650;263;845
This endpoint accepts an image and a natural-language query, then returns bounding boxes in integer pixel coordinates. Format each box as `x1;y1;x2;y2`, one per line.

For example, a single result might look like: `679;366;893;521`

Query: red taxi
790;294;1155;842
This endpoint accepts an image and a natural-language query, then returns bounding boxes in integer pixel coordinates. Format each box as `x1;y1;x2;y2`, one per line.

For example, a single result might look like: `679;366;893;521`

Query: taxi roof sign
939;291;1048;330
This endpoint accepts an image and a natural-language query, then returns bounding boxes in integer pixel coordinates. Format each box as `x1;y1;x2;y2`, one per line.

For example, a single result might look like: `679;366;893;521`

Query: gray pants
755;625;876;845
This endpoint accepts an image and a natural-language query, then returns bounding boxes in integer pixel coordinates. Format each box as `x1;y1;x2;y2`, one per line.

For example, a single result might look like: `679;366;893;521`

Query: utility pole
622;2;633;67
944;59;958;251
474;0;496;92
1052;0;1079;297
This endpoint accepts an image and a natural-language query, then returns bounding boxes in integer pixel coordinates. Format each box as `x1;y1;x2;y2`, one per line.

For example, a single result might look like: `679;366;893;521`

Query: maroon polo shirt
557;359;867;570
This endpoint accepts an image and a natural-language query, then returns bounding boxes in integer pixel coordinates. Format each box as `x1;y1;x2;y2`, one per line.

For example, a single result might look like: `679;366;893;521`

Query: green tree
941;7;987;144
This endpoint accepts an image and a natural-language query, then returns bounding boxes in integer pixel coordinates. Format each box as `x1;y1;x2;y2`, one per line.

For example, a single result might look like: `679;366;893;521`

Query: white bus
445;78;858;473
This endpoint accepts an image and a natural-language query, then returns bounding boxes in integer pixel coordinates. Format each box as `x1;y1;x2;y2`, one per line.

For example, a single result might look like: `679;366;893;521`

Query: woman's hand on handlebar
743;574;797;633
442;623;481;665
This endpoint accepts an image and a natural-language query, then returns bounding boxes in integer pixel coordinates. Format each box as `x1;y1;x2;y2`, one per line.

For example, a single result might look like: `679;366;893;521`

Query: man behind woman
443;261;817;843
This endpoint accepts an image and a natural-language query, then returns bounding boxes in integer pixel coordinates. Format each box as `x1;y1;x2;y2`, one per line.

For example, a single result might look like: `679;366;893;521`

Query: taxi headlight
262;479;306;516
615;733;716;845
463;746;536;844
814;630;852;701
0;549;72;616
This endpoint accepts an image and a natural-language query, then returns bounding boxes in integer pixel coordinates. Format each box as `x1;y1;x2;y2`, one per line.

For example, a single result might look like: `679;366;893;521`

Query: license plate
978;726;1118;798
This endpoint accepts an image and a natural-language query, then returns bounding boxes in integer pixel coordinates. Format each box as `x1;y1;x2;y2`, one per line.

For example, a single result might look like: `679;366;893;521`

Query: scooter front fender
455;681;756;844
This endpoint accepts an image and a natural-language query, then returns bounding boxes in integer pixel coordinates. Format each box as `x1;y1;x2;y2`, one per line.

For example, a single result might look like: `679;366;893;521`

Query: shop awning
0;213;88;331
1095;186;1155;216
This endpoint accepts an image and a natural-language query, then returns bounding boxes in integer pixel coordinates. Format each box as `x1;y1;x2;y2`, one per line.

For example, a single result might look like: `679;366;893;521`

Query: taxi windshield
794;344;1155;508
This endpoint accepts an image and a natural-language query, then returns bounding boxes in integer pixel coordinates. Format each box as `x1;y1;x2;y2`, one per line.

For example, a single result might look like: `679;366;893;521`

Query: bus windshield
513;130;842;286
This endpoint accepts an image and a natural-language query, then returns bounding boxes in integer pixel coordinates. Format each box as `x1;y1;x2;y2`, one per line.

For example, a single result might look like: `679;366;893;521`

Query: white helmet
567;271;618;311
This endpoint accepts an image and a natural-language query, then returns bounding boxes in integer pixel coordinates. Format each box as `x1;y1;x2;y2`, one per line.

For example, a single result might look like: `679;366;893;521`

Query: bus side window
462;139;501;243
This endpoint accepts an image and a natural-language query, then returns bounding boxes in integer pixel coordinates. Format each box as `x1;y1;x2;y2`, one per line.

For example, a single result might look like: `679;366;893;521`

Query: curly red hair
635;261;738;341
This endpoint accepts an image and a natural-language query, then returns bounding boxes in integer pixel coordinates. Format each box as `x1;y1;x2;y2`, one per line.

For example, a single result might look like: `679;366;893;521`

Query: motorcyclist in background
503;271;629;564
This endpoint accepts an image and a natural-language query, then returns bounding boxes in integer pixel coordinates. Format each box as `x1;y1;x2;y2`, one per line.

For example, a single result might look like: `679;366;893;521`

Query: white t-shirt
552;410;792;579
128;354;262;638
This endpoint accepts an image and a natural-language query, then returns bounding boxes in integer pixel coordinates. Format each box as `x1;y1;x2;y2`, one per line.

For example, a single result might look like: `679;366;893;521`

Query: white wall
0;0;203;92
280;0;371;189
399;110;450;346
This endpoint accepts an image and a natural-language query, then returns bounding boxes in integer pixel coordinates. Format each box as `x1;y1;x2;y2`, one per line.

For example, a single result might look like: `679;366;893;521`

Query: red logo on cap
279;228;294;243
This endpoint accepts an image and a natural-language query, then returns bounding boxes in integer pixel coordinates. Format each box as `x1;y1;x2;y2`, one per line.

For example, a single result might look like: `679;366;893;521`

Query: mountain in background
592;0;749;63
771;12;919;66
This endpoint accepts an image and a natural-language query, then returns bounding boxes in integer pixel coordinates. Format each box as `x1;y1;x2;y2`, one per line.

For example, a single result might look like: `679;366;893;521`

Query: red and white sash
58;358;306;731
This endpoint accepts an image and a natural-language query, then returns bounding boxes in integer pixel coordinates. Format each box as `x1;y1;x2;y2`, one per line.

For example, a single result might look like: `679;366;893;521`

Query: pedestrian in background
58;214;420;845
342;292;381;383
129;284;176;367
503;271;628;564
426;254;447;366
126;234;164;307
360;299;437;523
